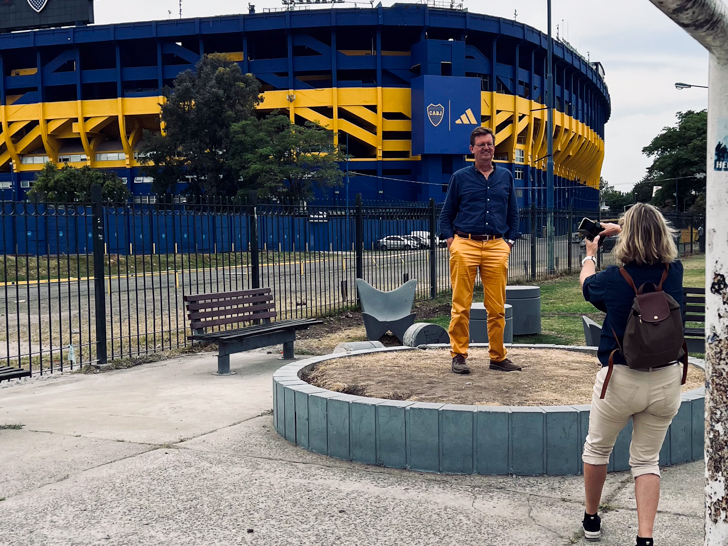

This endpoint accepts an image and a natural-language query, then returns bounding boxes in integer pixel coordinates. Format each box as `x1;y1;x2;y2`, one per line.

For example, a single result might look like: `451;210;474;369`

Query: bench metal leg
217;354;231;375
282;340;294;360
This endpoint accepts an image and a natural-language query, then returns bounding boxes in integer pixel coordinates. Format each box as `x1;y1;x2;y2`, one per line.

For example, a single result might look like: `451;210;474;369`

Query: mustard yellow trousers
448;235;510;361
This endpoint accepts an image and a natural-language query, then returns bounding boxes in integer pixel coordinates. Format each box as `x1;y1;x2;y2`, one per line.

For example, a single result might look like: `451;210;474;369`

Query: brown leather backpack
600;264;688;399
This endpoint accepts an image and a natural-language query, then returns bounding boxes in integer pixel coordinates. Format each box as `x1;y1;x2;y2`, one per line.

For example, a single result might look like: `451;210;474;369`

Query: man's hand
599;222;621;238
446;237;454;249
585;235;600;257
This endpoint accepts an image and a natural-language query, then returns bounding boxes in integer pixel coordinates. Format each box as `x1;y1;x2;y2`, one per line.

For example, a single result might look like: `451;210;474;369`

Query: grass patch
0;424;24;430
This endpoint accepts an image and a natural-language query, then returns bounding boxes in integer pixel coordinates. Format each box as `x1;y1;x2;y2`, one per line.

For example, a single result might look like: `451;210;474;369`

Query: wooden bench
184;288;322;374
0;366;31;382
683;287;705;354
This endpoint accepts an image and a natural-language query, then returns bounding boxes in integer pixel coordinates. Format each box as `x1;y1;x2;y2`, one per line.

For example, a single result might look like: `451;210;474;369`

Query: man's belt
455;231;502;242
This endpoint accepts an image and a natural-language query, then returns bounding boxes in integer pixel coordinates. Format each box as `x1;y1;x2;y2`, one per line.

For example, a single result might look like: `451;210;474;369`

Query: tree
229;114;344;200
139;53;262;197
641;110;707;212
599;178;633;212
28;163;131;202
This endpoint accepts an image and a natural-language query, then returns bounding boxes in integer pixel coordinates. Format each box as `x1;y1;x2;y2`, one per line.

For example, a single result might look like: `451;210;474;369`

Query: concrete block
350;400;377;465
275;382;287;436
284;387;297;443
612;418;633;472
573;405;591;476
333;341;385;353
327;397;352;460
406;403;444;473
476;407;510;475
440;405;476;474
469;303;513;344
272;377;278;432
510;407;545;475
669;398;693;465
506;286;541;335
308;391;340;455
295;390;310;449
376;401;414;469
544;406;580;476
691;395;705;461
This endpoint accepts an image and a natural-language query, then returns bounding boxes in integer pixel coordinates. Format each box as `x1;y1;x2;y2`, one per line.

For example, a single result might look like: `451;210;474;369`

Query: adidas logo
455;108;478;125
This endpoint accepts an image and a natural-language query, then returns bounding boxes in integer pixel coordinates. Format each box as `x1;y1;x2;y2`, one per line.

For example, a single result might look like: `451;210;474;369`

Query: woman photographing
578;203;684;546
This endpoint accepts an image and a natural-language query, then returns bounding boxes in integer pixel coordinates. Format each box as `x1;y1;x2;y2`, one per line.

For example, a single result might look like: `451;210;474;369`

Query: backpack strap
656;263;670;291
600;349;618;399
619;267;639;294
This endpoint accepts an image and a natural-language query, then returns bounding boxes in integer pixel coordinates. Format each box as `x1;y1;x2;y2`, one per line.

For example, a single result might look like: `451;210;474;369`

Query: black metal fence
0;191;705;377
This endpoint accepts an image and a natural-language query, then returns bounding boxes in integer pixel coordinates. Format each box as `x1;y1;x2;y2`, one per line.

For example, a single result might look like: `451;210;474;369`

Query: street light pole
546;0;555;273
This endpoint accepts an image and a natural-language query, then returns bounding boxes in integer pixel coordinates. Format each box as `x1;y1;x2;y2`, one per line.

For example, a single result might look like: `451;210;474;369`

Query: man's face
470;134;495;162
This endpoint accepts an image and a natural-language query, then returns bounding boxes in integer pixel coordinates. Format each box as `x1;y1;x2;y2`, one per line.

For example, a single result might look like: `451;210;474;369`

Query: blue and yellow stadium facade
0;3;610;208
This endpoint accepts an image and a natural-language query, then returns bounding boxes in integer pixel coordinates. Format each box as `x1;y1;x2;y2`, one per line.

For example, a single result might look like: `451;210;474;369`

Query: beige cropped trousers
582;364;682;478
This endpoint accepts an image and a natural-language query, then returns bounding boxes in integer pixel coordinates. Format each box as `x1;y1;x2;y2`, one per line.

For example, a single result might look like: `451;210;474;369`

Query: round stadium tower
0;2;610;208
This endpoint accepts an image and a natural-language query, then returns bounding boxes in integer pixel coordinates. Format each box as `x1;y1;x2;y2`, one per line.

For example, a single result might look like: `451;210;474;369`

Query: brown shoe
452;354;471;374
489;358;522;372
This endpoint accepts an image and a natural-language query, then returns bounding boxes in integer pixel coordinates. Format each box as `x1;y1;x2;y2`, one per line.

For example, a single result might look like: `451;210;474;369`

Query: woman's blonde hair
613;203;679;265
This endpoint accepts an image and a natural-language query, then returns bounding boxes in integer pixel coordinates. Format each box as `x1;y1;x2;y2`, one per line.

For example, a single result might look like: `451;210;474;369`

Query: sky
91;0;710;192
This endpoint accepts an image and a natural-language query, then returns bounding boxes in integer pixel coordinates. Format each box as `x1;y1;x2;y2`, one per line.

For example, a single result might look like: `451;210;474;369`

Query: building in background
0;2;610;208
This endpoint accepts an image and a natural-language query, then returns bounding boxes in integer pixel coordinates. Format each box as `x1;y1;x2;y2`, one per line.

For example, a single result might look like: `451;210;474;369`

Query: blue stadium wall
0;3;610;209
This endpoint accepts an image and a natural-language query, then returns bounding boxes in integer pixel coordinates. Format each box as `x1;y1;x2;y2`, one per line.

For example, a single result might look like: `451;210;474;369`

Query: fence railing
0;190;705;377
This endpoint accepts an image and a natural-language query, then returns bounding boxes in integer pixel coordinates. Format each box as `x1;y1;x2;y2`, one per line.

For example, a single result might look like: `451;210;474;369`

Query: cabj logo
27;0;48;13
427;103;445;127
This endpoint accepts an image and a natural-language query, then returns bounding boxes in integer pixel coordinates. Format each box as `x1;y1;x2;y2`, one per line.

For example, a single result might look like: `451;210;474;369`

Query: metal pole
355;193;363;281
91;185;107;365
546;0;555;274
644;1;728;542
248;190;260;290
429;198;437;299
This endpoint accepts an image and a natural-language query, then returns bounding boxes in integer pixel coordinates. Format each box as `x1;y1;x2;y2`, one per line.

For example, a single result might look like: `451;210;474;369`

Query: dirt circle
303;348;705;406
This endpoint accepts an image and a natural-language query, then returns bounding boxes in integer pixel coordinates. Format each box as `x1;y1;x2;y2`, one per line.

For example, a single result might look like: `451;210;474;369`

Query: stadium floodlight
675;81;708;89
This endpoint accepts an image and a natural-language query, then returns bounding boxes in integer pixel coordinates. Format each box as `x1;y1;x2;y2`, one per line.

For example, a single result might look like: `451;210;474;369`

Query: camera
578;217;605;242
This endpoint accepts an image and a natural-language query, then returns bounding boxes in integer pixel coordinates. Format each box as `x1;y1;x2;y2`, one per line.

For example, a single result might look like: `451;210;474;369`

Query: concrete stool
506;286;542;335
469;303;513;343
402;322;449;347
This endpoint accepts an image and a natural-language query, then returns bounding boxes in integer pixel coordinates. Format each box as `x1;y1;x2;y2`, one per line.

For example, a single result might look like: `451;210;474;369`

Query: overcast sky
92;0;710;191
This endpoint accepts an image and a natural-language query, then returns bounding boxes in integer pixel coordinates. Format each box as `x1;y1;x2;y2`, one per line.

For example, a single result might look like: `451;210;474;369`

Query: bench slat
683;287;705;295
0;366;31;380
189;318;321;341
183;288;272;303
186;294;273;312
685;327;704;336
191;311;278;330
188;302;276;321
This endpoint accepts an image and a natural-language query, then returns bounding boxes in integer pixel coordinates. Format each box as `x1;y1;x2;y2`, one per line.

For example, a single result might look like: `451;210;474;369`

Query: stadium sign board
0;0;93;33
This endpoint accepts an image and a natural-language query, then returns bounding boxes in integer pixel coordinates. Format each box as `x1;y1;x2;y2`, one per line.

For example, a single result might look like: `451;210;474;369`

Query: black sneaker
582;512;601;541
636;537;654;546
489;358;522;372
451;354;470;374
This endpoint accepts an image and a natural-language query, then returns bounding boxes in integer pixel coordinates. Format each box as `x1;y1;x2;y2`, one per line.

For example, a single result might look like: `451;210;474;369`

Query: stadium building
0;1;610;208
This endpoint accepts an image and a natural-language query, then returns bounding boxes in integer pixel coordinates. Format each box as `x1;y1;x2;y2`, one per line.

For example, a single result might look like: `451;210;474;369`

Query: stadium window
514;168;524;180
515;149;525;163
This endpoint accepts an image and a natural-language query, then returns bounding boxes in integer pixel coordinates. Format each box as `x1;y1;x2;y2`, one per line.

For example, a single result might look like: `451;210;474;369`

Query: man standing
439;126;520;374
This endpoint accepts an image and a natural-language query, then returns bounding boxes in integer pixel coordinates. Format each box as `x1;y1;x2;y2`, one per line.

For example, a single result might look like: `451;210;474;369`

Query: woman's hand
585;235;600;257
599;222;621;238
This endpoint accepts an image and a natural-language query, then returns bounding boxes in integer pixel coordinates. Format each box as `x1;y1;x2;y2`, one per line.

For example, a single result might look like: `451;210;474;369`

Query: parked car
405;235;430;249
410;230;447;248
375;235;415;251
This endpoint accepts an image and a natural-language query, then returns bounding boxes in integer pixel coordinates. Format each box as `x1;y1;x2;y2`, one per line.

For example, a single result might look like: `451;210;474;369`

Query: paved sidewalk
0;352;705;546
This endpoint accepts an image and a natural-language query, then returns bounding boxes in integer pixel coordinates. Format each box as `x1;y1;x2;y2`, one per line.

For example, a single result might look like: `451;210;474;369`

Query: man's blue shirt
582;261;684;366
438;164;519;240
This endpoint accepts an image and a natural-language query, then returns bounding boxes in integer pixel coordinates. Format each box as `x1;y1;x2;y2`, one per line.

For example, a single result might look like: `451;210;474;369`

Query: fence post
690;217;694;255
248;190;260;289
568;202;573;273
355;193;363;280
91;185;107;365
429;198;437;298
530;203;536;279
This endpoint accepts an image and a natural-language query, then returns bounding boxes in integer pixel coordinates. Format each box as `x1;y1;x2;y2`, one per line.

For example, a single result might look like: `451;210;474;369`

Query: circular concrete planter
272;344;705;476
